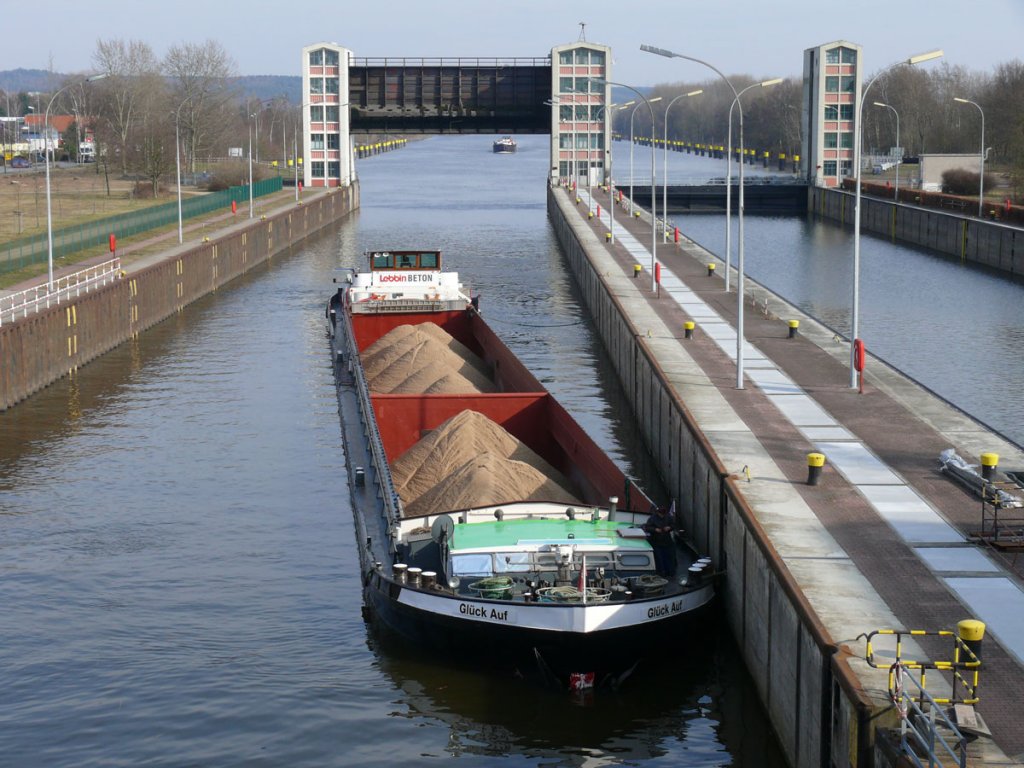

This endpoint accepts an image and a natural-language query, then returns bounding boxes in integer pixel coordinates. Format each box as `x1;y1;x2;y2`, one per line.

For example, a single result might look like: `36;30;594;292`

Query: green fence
0;177;283;276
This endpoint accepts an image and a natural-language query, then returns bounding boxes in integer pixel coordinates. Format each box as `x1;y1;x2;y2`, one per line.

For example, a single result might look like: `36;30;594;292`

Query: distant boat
493;136;517;154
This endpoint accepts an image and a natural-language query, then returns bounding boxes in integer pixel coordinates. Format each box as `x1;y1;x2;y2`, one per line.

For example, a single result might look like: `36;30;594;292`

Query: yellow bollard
684;321;695;340
588;211;594;220
807;453;826;485
707;262;716;277
788;319;800;338
958;619;986;661
980;452;999;481
633;264;642;278
605;232;612;242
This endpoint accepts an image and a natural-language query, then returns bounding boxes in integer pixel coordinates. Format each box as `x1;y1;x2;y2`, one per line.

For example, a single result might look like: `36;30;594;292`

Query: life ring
853;339;866;372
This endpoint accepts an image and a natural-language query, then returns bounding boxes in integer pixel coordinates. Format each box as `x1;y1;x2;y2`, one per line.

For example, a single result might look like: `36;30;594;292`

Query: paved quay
563;184;1024;762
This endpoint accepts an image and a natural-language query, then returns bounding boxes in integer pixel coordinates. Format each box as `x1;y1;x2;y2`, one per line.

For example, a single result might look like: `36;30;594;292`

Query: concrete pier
548;184;1024;768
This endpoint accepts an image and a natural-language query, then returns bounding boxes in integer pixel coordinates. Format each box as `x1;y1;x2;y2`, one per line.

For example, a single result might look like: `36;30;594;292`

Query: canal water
644;146;1024;448
0;135;787;767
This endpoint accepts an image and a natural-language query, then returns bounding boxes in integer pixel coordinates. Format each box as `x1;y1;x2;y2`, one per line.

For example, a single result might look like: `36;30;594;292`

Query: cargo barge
326;249;714;687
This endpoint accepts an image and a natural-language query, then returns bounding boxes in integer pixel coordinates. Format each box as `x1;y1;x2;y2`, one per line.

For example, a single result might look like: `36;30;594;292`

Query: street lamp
873;101;900;199
627;96;663;216
662;89;702;242
246;112;254;218
173;96;192;244
953;97;985;218
850;49;942;387
642;44;753;388
44;73;108;291
591;78;660;293
725;78;781;293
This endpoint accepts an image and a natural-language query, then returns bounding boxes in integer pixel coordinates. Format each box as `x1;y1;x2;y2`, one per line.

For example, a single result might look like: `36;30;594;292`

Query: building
549;42;612;187
801;40;863;187
301;42;354;188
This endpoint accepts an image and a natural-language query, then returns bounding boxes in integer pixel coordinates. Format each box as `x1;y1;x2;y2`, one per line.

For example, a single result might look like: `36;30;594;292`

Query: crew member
644;504;676;577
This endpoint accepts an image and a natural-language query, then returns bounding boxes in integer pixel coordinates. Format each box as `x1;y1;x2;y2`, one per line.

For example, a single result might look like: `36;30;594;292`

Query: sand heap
362;323;495;394
391;410;581;517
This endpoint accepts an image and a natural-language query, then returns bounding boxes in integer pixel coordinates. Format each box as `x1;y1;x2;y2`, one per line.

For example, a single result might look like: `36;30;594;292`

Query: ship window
451;554;493;577
396;253;416;268
419;253;438;268
371;253;393;269
617;552;653;569
535;553;558;567
494;553;532;573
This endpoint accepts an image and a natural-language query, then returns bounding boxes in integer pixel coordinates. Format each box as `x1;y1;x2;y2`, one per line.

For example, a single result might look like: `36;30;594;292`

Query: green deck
452;518;652;552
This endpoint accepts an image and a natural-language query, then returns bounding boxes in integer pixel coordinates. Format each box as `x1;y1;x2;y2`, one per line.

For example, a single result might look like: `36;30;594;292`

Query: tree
164;40;238;173
92;38;163;176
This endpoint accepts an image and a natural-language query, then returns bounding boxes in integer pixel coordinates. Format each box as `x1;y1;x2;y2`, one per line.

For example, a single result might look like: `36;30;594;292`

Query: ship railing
0;258;121;327
338;303;405;528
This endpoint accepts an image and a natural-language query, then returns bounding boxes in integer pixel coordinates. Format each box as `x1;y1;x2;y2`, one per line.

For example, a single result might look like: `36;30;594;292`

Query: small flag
569;671;595;691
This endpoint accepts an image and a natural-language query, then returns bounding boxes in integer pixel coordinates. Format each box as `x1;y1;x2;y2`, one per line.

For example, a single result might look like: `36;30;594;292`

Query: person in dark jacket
643;503;676;577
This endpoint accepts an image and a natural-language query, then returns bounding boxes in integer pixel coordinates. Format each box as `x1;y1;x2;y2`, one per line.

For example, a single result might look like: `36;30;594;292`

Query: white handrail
0;258;122;327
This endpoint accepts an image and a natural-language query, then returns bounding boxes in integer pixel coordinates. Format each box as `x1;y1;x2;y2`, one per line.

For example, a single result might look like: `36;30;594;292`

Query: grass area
0;185;296;291
0;164;179;241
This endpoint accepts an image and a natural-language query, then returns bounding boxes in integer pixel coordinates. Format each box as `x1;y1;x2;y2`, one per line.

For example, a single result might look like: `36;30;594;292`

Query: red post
854;339;866;394
108;233;116;254
596;204;601;217
231;199;237;215
674;227;679;243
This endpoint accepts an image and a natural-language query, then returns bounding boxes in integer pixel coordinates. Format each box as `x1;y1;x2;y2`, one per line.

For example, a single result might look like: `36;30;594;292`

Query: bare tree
164;40;238;172
92;39;162;176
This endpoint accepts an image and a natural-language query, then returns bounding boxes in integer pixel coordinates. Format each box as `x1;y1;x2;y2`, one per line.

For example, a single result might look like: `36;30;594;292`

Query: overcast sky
3;0;1020;85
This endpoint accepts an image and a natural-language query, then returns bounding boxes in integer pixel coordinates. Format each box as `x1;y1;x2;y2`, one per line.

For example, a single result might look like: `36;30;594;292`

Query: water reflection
370;614;784;768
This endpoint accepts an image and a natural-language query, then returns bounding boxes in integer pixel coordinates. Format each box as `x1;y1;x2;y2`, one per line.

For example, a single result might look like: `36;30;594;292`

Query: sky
2;0;1021;85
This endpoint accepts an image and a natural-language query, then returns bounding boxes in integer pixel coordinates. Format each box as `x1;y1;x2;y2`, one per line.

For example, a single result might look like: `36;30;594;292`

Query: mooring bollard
980;452;999;481
958;619;986;661
788;319;800;338
605;232;612;242
807;453;825;485
588;210;594;220
633;264;642;278
684;321;695;340
707;263;716;277
674;226;679;243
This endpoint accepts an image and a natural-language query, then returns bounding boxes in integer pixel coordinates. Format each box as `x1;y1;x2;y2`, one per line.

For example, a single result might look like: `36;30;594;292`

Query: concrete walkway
569;185;1024;760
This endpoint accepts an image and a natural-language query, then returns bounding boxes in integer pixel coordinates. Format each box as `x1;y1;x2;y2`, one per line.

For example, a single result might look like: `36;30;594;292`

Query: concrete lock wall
1;186;360;411
547;187;874;768
809;186;1023;278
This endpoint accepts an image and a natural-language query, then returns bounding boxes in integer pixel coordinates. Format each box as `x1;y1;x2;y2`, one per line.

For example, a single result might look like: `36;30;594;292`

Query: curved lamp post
44;73;108;291
642;44;752;389
851;49;943;387
596;101;633;245
953;97;985;218
873;101;900;200
662;89;703;241
726;78;781;293
591;78;660;292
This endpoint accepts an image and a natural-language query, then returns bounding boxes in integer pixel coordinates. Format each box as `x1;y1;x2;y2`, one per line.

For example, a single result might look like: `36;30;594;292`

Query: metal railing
864;628;981;705
1;178;282;276
0;257;121;326
891;662;969;768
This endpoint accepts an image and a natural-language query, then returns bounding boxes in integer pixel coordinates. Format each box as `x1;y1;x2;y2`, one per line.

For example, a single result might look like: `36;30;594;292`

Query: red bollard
231;200;237;215
597;204;601;217
109;233;116;254
674;227;679;243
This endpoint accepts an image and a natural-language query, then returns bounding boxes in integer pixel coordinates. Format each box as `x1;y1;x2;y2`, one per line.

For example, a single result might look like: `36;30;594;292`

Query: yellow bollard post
958;619;986;661
788;319;800;339
807;453;826;485
633;264;642;279
707;263;716;278
980;453;999;481
684;321;695;340
605;232;612;242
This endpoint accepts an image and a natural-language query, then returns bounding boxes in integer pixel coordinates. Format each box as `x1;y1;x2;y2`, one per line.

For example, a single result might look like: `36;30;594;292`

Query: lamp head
640;44;678;59
908;49;943;65
760;78;783;88
687;89;704;97
953;97;970;104
649;96;663;104
873;101;889;108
